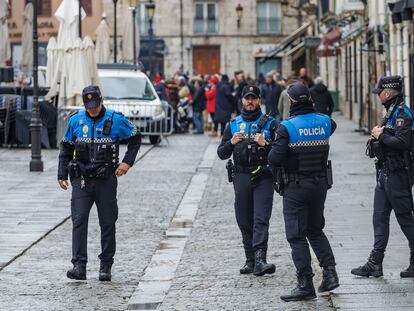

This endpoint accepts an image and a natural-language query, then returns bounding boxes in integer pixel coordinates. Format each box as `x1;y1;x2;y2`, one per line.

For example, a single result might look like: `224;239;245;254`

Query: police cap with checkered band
82;85;103;109
372;75;403;95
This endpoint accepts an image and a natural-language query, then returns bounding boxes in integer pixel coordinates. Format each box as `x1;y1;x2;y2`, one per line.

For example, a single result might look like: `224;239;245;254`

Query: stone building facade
103;0;301;78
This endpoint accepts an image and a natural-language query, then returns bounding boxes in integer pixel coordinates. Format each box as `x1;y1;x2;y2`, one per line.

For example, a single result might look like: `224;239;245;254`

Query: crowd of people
149;67;335;137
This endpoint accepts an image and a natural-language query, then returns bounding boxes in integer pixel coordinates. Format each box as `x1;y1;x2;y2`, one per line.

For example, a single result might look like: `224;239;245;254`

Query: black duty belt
285;171;326;182
235;165;267;174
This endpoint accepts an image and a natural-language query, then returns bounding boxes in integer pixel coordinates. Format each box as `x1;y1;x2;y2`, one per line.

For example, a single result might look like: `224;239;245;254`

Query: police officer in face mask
351;75;414;278
268;82;339;302
58;86;141;281
217;85;278;276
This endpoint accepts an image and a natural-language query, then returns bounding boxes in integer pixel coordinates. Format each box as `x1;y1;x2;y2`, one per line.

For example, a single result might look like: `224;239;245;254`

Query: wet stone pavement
1;114;414;310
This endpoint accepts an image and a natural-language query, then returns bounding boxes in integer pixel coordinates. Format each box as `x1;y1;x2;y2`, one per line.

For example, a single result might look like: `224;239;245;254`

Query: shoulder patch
396;118;405;127
114;111;125;116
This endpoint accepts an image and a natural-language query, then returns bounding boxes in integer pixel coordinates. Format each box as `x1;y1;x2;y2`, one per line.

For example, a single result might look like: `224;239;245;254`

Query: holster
68;161;81;179
226;159;235;183
272;166;286;195
326;160;333;189
366;139;384;161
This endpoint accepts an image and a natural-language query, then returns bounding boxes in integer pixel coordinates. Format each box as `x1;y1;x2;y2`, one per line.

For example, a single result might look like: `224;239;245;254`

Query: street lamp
78;0;82;37
146;0;156;76
236;3;243;28
129;0;139;66
280;0;289;15
113;0;118;63
30;0;43;172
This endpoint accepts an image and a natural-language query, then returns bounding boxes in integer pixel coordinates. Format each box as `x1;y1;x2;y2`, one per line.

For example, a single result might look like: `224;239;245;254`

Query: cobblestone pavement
159;114;414;311
0;135;210;311
0;143;151;270
2;114;414;311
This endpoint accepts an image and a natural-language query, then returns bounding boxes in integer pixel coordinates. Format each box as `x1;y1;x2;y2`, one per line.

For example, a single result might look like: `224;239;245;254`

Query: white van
98;64;170;144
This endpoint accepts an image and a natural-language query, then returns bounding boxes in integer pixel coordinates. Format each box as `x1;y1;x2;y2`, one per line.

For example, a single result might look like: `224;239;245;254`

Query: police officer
58;86;141;281
351;75;414;278
268;82;339;301
217;85;278;276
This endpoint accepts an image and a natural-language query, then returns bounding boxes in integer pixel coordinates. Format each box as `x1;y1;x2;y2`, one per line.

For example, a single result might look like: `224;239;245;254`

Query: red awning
317;29;342;57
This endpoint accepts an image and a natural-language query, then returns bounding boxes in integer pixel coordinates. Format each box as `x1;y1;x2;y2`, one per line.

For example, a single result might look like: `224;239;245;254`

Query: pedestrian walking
205;75;218;136
269;82;339;301
351;75;414;278
215;74;234;136
310;77;334;116
260;72;283;121
217;85;278;277
153;72;168;102
191;79;206;134
57;86;141;281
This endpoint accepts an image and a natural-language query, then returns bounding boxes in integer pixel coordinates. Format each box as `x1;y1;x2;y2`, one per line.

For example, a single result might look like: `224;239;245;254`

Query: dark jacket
154;81;168;101
192;87;206;112
215;81;234;123
261;82;283;117
235;80;248;113
310;83;334;116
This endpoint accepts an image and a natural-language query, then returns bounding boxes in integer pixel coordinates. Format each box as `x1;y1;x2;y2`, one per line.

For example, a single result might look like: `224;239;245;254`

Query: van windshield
100;76;157;101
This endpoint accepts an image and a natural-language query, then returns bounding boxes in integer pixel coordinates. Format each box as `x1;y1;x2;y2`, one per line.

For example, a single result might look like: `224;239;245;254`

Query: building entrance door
193;46;220;75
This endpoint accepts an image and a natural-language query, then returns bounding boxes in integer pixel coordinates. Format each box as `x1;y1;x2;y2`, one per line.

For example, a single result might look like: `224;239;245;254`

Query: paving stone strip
126;142;217;310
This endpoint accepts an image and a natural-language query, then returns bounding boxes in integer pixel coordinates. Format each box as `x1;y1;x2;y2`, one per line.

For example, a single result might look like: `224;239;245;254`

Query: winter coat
215;81;234;123
192;87;206;112
154;81;168;101
310;83;334;116
205;84;217;113
260;82;283;117
278;90;290;121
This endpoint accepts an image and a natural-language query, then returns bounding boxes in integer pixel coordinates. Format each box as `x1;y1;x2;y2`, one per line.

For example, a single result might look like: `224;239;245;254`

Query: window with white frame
194;2;217;34
257;1;281;34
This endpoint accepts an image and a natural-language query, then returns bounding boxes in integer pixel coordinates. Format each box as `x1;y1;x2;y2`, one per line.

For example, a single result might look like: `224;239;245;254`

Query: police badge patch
396;118;405;127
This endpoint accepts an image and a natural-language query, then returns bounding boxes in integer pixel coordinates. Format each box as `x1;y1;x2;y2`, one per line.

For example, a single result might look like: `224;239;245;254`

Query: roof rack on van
97;63;145;71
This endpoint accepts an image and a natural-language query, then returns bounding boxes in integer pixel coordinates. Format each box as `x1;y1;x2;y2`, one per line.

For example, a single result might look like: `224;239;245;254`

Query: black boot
280;274;316;302
99;262;112;281
253;249;275;276
400;251;414;278
351;250;384;277
318;266;340;292
67;263;86;280
240;249;255;274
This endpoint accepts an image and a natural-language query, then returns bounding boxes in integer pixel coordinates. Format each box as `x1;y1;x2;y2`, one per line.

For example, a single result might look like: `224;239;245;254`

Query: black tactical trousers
283;176;335;276
373;169;414;253
233;171;274;253
71;174;118;266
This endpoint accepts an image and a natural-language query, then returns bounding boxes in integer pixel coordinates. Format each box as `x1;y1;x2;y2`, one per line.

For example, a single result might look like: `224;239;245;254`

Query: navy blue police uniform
58;86;141;281
217;85;278;276
268;82;339;301
351;75;414;278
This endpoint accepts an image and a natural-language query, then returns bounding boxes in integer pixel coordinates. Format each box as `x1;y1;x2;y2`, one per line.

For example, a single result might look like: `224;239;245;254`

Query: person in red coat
205;75;219;136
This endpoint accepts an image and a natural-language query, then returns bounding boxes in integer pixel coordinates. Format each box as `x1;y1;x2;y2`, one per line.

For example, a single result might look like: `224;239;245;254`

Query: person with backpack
352;75;414;278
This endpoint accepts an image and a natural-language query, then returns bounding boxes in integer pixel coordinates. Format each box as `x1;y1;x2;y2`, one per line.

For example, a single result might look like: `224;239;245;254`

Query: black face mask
382;94;404;111
289;101;315;117
241;107;262;121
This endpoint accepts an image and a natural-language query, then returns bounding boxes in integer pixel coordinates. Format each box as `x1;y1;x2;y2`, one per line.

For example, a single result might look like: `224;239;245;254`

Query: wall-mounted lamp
280;0;289;15
236;3;243;28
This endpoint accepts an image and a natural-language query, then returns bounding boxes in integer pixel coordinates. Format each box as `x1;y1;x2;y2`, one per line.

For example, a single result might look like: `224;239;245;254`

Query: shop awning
284;42;305;60
263;22;313;59
389;0;414;24
317;29;341;57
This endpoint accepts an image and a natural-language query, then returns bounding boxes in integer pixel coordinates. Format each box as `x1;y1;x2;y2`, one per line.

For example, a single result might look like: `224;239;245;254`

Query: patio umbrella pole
30;0;43;172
